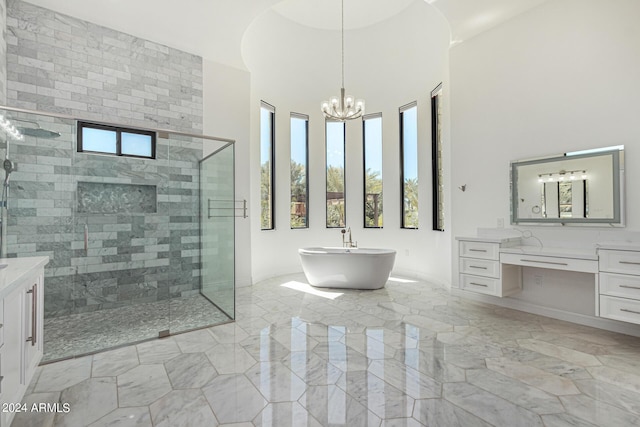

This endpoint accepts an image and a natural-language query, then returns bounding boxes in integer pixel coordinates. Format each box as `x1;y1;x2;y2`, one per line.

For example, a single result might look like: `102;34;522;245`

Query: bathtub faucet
341;227;357;248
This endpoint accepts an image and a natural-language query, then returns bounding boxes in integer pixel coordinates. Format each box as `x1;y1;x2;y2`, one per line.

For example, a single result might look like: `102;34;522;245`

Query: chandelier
321;0;365;121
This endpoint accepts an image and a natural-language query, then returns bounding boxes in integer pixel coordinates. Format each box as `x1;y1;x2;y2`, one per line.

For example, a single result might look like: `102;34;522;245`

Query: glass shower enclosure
0;106;235;361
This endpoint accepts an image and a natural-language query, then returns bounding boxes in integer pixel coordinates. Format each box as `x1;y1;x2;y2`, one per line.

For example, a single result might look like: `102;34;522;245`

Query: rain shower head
16;127;61;139
10;118;62;139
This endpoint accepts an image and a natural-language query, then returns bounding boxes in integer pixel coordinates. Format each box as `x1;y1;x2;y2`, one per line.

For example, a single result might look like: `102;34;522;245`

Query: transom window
78;121;156;159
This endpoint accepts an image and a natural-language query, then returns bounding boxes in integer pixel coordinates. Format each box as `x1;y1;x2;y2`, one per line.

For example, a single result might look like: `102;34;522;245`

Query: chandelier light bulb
345;95;354;108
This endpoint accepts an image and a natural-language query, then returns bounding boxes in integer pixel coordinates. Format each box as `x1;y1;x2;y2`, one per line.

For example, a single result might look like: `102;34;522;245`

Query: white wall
451;0;640;246
243;0;452;284
203;60;252;287
450;0;640;312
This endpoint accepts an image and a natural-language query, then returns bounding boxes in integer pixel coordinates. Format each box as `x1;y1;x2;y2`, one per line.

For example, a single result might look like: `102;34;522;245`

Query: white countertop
500;245;598;260
597;242;640;252
455;236;522;244
0;256;49;299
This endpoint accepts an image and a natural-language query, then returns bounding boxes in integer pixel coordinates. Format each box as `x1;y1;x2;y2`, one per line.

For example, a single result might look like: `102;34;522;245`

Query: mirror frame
510;147;624;225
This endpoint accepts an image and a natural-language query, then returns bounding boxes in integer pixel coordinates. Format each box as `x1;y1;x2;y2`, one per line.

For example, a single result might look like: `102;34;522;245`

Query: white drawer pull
469;282;488;287
520;259;569;266
469;265;488;270
469;249;487;252
621;308;640;315
619;285;640;290
619;261;640;266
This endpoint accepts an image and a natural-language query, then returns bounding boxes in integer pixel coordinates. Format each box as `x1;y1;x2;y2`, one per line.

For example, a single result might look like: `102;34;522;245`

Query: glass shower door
199;143;235;319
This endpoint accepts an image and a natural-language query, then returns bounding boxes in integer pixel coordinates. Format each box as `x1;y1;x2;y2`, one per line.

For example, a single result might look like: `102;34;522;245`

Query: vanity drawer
600;295;640;325
460;274;499;296
600;273;640;300
500;252;598;273
459;258;500;278
599;250;640;275
459;241;499;260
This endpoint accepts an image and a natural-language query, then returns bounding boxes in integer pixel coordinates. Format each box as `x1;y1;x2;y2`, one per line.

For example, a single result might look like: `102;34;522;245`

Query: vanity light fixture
321;0;365;121
539;170;587;183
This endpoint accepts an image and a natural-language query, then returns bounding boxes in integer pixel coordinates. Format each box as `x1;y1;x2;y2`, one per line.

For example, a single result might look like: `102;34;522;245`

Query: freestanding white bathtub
299;247;396;290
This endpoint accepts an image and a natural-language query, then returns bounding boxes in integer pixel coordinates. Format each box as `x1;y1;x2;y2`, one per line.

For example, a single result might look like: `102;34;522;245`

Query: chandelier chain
341;0;344;89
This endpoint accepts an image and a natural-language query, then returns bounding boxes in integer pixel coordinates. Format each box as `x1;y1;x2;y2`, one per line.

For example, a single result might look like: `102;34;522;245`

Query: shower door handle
26;284;37;346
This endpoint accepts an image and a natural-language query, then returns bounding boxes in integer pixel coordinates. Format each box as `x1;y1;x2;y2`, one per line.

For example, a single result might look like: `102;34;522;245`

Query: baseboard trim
451;288;640;338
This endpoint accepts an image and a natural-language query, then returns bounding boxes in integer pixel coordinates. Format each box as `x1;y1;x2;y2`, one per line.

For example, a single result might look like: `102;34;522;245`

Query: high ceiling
22;0;550;69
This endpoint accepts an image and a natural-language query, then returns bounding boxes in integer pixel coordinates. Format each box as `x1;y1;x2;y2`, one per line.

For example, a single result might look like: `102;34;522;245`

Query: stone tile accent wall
2;0;210;317
6;127;206;317
0;0;6;105
5;0;203;133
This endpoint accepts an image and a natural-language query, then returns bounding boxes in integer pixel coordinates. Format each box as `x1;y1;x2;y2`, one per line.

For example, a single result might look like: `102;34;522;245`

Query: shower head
10;118;61;139
16;127;61;139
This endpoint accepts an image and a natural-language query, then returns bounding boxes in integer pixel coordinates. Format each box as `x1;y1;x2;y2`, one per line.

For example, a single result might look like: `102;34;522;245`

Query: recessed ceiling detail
21;0;552;68
271;0;416;30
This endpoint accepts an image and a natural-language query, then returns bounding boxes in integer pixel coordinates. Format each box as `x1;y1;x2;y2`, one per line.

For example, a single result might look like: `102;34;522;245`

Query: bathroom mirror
510;146;624;225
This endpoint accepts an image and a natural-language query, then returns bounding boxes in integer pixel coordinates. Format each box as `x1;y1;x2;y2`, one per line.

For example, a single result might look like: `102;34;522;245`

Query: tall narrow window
290;113;309;228
363;113;383;228
260;101;275;230
326;120;346;228
400;102;418;229
431;83;444;231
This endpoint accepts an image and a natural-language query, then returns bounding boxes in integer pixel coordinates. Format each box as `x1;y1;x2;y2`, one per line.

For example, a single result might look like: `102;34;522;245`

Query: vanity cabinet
598;248;640;325
457;237;521;297
0;258;47;427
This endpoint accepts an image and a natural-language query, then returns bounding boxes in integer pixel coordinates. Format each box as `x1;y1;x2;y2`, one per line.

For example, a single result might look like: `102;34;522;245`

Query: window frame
77;121;156;159
362;112;383;228
290;112;309;229
260;101;276;231
399;101;418;229
431;83;444;231
325;119;346;228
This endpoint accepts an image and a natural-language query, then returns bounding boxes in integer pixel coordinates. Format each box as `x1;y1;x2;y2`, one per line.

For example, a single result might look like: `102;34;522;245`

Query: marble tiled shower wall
6;126;205;317
0;0;6;105
4;0;203;134
2;0;208;317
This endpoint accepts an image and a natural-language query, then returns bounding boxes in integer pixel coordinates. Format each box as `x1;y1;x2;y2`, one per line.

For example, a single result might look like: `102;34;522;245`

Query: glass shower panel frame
199;142;235;320
1;105;236;361
166;134;234;333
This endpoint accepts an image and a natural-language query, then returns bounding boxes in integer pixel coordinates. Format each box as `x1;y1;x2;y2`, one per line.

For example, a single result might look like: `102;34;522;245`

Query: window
431;83;444;231
400;102;418;229
78;121;155;159
326;120;345;228
260;102;275;230
290;113;309;229
363;113;383;228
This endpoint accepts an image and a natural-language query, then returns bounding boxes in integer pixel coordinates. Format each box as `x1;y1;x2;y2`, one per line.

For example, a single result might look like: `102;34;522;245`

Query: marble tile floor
43;294;231;362
13;273;640;426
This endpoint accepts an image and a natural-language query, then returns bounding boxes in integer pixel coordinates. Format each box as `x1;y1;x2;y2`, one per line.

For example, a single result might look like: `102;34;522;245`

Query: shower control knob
3;159;15;173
